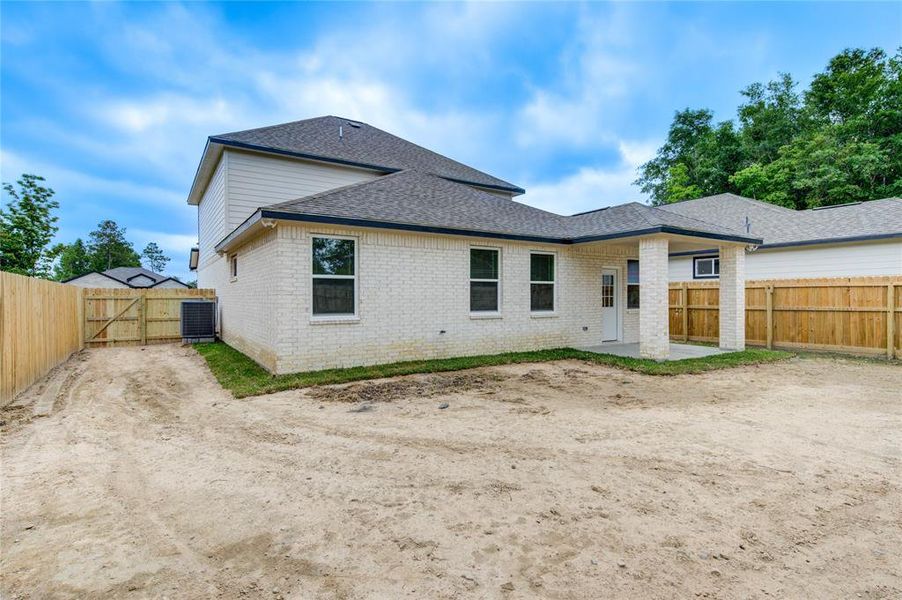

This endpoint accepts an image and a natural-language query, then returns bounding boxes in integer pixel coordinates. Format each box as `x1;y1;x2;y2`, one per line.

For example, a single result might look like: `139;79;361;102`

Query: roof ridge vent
570;206;610;216
811;201;862;211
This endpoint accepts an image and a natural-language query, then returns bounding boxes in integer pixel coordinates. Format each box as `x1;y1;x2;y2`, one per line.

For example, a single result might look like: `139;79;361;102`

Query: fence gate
83;288;216;347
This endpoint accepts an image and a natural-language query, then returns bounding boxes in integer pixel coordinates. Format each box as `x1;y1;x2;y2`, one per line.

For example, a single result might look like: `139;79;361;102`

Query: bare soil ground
2;346;900;599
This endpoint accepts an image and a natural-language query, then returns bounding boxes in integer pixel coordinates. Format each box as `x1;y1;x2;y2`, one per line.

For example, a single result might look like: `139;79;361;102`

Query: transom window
530;252;555;312
627;259;640;309
312;236;357;317
693;256;720;279
470;248;500;313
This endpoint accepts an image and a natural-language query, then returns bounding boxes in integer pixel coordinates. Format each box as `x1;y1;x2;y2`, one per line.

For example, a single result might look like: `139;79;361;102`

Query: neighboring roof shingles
104;267;168;286
237;170;757;249
211;116;524;194
658;193;902;246
66;267;187;288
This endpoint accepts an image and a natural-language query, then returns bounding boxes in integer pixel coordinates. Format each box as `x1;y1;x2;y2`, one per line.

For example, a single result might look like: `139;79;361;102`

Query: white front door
601;269;618;342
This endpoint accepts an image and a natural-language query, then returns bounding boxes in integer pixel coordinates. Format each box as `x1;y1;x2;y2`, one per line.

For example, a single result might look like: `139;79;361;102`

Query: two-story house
188;116;758;373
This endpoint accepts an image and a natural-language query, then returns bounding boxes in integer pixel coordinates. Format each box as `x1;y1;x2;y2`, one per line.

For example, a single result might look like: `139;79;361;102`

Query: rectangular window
470;248;500;313
693;256;720;279
627;259;640;309
312;236;356;316
230;254;238;280
530;252;555;312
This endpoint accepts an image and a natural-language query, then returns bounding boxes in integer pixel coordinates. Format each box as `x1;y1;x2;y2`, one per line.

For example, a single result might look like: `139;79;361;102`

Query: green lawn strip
194;341;792;398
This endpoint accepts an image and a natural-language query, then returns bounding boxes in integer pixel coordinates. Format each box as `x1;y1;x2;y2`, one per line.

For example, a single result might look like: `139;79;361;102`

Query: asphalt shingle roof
211;116;524;194
259;170;756;244
657;193;902;246
101;267;186;288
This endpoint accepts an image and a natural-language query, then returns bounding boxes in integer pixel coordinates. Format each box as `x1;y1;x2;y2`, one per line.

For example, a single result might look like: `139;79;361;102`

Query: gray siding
669;240;902;281
225;150;379;230
197;155;227;275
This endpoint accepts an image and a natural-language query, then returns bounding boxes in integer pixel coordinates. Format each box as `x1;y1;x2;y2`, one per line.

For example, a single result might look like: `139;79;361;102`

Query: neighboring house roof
188;115;523;206
658;193;902;251
65;267;188;288
216;170;760;251
63;270;131;287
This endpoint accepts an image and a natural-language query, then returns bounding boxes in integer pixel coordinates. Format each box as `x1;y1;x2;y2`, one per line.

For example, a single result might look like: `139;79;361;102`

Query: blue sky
1;2;899;282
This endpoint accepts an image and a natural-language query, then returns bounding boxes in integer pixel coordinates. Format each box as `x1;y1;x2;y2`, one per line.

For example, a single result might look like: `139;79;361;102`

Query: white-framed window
229;253;238;281
470;247;500;313
312;235;357;317
693;255;720;279
529;251;555;313
627;259;640;309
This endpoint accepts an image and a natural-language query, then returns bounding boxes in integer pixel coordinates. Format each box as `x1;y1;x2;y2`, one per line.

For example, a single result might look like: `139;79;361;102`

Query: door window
602;273;615;308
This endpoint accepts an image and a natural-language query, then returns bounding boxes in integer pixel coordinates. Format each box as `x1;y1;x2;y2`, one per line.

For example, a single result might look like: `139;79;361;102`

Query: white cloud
519;140;656;214
69;3;515;188
0;149;185;209
103;95;236;134
130;230;197;254
514;6;641;150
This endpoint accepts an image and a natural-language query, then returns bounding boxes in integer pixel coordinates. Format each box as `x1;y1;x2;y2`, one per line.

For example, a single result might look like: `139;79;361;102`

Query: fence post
681;282;689;341
83;289;89;349
888;284;895;360
766;285;774;350
140;293;147;346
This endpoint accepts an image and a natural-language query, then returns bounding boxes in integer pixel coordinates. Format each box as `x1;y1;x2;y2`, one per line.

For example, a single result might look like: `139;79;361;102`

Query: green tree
49;238;93;281
88;220;140;271
635;108;715;204
637;47;902;208
663;163;704;202
693;120;744;197
805;47;902;199
0;174;59;277
141;242;170;273
737;73;803;165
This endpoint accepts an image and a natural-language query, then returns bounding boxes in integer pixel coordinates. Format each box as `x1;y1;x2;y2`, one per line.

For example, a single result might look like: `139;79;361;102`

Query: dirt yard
1;346;900;599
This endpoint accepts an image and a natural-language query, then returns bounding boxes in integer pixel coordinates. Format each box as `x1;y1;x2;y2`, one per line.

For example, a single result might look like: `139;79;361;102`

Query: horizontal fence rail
1;274;216;405
670;276;902;358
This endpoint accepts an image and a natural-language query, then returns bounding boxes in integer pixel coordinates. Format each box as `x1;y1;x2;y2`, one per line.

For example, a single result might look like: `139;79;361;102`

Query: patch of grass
194;342;793;399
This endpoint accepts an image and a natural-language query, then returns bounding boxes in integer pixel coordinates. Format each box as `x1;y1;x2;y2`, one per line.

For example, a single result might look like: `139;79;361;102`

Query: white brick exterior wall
223;224;640;374
638;237;670;360
209;230;281;370
718;244;746;350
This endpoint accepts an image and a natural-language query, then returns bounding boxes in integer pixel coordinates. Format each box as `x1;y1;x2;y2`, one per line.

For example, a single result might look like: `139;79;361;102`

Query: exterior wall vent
181;299;217;343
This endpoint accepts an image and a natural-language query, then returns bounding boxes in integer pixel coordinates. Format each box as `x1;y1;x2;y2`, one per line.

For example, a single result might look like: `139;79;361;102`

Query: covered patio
578;232;753;360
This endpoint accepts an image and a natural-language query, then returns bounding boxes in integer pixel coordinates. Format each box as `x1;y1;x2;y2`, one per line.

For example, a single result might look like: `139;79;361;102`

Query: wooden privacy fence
670;276;902;358
1;272;85;404
83;287;215;347
1;273;215;404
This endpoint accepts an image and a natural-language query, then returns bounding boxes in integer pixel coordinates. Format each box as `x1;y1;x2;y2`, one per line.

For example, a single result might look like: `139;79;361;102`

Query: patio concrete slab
577;342;729;360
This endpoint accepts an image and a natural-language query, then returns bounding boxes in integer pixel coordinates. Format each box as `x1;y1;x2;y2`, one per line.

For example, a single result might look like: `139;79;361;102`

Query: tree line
636;47;902;208
1;173;179;282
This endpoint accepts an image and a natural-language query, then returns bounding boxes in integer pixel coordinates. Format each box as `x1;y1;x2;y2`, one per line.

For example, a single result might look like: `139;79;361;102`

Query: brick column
718;244;746;351
639;237;670;360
